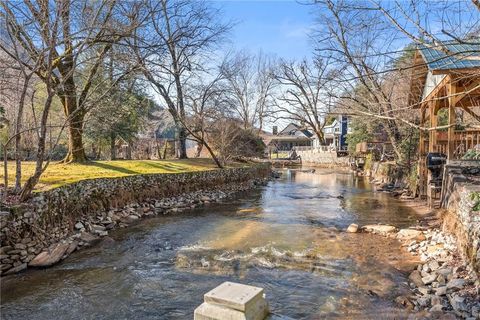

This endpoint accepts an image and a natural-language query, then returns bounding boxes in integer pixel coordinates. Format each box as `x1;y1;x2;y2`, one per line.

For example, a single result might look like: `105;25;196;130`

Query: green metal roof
419;41;480;71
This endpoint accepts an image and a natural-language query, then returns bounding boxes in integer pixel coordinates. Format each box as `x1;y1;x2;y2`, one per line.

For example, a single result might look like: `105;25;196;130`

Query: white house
266;123;314;151
313;115;352;149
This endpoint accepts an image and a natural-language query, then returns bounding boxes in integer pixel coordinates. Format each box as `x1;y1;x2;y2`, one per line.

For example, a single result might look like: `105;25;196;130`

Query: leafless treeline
1;0;479;201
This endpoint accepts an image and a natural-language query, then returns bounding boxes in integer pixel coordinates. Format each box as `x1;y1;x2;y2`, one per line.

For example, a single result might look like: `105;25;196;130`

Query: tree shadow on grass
89;162;140;175
140;161;188;173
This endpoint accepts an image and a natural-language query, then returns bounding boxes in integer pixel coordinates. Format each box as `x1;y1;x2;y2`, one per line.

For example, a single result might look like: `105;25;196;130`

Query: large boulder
346;223;359;233
362;224;397;235
397;229;426;241
29;242;70;267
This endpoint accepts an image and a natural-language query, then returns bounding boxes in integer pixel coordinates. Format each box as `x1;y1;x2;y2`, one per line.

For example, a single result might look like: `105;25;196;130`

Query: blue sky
215;0;316;59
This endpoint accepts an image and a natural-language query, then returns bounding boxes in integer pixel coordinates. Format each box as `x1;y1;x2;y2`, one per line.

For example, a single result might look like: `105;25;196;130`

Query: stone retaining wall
0;164;271;275
443;182;480;275
296;149;349;166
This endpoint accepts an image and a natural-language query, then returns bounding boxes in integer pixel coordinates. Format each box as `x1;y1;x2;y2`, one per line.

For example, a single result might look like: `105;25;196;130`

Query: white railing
293;146;314;151
294;146;341;152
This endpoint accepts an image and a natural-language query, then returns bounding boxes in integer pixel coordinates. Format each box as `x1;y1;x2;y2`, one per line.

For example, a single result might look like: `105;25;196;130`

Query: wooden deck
422;129;480;159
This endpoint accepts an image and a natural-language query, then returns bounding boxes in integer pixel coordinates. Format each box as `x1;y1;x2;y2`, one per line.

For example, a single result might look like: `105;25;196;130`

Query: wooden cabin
409;41;480;198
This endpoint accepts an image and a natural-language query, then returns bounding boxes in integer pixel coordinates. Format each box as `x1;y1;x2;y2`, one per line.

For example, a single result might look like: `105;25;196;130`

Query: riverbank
352;217;480;318
0;167;444;319
0;164;271;276
359;178;480;319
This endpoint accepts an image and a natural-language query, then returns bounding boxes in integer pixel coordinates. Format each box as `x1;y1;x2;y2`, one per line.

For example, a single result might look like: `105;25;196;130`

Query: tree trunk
195;141;203;157
3;143;8;202
178;126;188;159
59;61;87;163
203;141;223;169
110;132;116;160
20;93;53;201
14;74;31;192
384;119;403;161
314;130;325;146
63;110;87;163
126;141;132;160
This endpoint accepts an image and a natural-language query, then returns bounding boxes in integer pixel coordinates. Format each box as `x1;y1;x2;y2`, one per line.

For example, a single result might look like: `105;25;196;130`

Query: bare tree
133;0;230;159
312;0;417;159
220;51;276;131
311;0;480;161
0;0;138;163
208;119;265;165
184;72;225;163
273;58;335;143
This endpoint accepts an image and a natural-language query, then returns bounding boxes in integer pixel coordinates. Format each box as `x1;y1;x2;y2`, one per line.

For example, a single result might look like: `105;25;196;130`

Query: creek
1;168;422;319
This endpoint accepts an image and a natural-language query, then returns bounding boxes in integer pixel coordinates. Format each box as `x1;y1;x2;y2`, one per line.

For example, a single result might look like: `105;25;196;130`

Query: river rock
446;278;466;291
346;224;359;233
66;241;78;255
430;304;443;312
362;224;397;235
429;260;440;271
0;246;13;254
397;229;426;241
92;224;106;231
422;274;437;285
95;230;108;237
0;264;12;272
99;237;116;247
437;267;453;277
3;263;27;275
418;287;430;295
437;274;446;285
14;243;27;250
29;243;70;267
80;232;100;244
426;244;444;254
417;296;430;308
430;295;441;306
395;295;414;308
75;222;84;230
435;286;447;296
448;294;468;313
409;270;424;288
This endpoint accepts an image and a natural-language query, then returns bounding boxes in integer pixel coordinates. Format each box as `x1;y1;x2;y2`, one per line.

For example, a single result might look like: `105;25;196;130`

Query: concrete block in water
194;282;269;320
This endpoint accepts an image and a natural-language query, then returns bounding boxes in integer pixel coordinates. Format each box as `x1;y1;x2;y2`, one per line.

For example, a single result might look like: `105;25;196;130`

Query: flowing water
1;169;422;319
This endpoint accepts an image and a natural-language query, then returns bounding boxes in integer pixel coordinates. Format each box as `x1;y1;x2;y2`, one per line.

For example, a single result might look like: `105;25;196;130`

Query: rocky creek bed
348;216;480;319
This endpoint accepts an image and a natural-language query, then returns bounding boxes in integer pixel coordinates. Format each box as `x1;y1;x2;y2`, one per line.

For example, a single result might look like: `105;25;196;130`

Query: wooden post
429;101;438;152
418;105;427;197
419;105;426;156
448;79;457;160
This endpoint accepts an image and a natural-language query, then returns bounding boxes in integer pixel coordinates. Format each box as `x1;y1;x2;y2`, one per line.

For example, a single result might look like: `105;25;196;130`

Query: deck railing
425;129;480;159
293;145;348;152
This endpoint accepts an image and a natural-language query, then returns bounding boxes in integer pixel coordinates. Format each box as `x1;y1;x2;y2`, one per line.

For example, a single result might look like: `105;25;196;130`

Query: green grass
1;159;231;191
270;152;289;159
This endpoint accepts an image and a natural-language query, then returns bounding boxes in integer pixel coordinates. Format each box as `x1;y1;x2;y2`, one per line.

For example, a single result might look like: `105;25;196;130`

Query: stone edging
0;164;271;276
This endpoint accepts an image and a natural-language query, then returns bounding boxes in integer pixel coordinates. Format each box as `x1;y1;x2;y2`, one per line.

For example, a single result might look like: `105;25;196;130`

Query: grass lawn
1;158;230;191
270;152;290;159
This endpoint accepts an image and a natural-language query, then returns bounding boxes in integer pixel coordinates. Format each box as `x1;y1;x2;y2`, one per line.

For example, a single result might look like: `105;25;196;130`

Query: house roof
278;123;314;138
419;41;480;71
323;119;338;129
